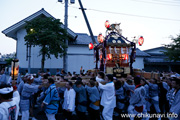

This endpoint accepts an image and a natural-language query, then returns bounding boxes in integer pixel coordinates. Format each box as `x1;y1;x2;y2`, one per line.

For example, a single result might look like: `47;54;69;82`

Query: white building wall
16;29;63;69
16;29;94;73
67;54;94;74
67;45;93;54
16;29;28;68
132;57;144;70
67;45;95;74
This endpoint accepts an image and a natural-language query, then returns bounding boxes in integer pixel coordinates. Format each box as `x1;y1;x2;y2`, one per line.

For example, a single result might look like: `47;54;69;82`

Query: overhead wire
128;0;180;6
69;6;180;22
149;0;180;4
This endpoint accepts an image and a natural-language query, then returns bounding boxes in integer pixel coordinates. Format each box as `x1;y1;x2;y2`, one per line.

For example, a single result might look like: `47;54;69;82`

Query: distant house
2;8;149;74
2;8;95;74
132;48;150;70
143;47;180;72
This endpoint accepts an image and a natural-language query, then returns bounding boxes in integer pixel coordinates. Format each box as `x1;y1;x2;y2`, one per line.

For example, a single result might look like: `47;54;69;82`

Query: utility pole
78;0;96;44
28;45;31;74
58;0;75;73
78;0;97;69
63;0;68;73
26;43;31;74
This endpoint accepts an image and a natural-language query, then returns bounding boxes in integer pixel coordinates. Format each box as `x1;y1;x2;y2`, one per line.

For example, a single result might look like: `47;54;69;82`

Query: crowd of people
0;68;180;120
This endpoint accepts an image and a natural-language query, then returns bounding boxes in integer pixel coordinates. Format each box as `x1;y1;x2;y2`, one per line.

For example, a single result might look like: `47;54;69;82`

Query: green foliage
163;34;180;62
24;17;68;70
5;58;13;66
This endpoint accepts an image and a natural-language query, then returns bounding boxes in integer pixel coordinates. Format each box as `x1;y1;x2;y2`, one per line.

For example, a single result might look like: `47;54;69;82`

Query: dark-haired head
115;80;122;90
64;79;68;82
43;74;48;79
71;77;77;80
75;80;83;86
134;76;141;85
89;80;95;87
68;81;73;87
90;77;96;81
48;78;54;84
68;72;72;76
77;77;82;81
56;74;60;76
171;78;180;89
127;79;133;85
105;74;113;82
66;81;73;90
98;72;105;79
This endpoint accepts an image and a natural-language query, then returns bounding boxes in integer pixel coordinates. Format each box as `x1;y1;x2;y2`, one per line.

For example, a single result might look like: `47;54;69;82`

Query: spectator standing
62;81;76;120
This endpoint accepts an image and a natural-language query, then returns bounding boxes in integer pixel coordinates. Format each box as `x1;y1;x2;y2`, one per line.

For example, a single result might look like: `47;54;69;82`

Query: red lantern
107;54;112;60
97;34;104;43
105;20;110;29
89;43;93;50
122;54;128;60
138;36;144;46
100;54;102;60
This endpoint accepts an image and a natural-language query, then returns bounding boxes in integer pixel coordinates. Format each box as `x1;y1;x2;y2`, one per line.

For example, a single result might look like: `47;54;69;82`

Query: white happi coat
0;91;20;120
129;86;146;107
128;86;147;120
169;89;180;120
62;88;76;112
98;82;116;108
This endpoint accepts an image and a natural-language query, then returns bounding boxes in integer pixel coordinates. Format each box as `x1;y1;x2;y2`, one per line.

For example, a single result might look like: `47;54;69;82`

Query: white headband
0;86;13;94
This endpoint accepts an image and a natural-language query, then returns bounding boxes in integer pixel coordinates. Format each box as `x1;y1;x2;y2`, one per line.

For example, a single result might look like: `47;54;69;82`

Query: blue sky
0;0;180;55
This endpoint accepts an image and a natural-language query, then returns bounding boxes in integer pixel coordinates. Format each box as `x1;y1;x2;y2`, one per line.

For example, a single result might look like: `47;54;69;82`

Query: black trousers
63;110;72;120
76;111;87;120
88;107;100;120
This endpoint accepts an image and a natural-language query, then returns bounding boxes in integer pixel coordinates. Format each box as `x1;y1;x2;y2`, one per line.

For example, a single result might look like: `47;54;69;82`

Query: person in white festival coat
0;82;20;120
62;81;76;120
98;74;116;120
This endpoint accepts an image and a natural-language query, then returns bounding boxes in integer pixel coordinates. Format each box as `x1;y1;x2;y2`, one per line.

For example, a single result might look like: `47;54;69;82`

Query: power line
69;6;180;22
150;0;180;4
129;0;180;6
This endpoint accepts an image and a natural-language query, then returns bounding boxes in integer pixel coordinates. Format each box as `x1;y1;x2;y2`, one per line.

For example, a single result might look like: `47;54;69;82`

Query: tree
5;58;13;66
24;17;68;71
163;34;180;62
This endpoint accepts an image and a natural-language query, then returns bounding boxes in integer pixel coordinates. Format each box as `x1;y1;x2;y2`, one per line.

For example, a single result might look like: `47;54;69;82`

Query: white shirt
0;91;20;120
98;82;116;108
62;88;76;112
96;76;104;82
